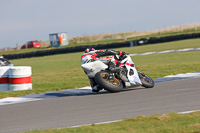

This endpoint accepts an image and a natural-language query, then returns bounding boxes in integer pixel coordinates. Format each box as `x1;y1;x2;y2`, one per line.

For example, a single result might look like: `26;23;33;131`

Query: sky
0;0;200;49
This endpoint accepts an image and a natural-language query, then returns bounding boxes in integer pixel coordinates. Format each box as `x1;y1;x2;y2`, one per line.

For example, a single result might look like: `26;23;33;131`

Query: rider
81;48;126;92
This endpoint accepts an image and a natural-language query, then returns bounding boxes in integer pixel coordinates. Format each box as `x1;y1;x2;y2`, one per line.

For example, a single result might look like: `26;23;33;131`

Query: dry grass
191;123;200;128
39;40;50;48
68;23;200;44
157;115;171;121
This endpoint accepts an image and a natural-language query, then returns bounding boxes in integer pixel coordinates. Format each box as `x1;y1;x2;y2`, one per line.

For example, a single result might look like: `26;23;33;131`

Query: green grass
24;111;200;133
120;38;200;53
0;38;200;98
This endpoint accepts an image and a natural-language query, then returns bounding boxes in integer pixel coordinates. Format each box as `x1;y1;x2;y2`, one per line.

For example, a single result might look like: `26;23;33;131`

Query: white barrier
0;66;32;91
9;66;32;91
0;67;9;91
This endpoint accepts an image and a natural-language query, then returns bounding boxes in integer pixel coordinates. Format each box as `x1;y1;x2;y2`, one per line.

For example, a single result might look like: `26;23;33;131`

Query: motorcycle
81;53;154;92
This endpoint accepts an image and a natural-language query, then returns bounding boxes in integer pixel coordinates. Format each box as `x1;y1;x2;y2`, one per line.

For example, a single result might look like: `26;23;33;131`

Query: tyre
94;71;123;93
138;71;154;88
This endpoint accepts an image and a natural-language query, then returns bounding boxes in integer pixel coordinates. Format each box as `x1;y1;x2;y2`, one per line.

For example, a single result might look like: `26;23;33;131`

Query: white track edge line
69;109;200;128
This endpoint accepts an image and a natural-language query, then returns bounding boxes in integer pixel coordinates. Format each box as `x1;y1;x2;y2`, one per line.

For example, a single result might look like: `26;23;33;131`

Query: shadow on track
0;86;151;106
43;86;149;97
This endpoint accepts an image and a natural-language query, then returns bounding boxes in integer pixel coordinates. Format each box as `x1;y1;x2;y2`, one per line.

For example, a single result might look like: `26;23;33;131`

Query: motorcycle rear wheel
94;71;123;93
138;71;154;88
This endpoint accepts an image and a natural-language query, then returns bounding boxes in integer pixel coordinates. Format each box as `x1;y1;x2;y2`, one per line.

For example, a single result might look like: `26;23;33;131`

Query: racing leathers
81;49;126;92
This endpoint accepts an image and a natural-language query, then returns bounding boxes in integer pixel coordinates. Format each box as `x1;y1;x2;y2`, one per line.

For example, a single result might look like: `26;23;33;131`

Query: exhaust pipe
119;71;129;82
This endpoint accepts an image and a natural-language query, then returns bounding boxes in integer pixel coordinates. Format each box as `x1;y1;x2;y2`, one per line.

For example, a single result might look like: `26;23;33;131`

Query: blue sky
0;0;200;48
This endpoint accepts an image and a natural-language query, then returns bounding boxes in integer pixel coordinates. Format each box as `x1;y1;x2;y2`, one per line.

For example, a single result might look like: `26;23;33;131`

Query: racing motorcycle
81;53;154;93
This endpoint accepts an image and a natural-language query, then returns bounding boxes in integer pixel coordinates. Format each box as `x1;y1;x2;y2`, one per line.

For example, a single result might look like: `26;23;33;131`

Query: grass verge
24;111;200;133
0;39;200;98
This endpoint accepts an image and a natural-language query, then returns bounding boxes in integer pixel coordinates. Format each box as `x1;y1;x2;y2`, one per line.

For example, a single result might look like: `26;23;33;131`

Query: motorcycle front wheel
94;71;123;93
138;71;155;88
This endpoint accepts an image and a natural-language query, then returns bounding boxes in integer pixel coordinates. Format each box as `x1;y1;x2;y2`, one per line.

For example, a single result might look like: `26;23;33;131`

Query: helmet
84;48;95;53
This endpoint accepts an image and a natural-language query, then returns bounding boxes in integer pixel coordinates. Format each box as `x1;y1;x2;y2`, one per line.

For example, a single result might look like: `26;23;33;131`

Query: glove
119;52;126;60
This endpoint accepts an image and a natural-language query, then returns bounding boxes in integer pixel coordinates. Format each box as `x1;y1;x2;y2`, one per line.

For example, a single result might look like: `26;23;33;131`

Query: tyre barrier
3;33;200;60
147;33;200;44
0;66;32;91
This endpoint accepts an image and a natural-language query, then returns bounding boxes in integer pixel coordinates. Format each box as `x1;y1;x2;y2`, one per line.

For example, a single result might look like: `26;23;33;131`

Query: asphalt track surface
0;78;200;133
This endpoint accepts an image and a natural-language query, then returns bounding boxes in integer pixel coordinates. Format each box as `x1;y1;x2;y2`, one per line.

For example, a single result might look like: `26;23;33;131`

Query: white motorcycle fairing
120;55;142;87
125;65;142;87
81;61;108;78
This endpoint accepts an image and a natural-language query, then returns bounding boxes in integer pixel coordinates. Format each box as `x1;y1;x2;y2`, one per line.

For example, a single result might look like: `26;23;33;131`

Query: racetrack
0;77;200;133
